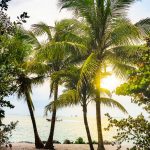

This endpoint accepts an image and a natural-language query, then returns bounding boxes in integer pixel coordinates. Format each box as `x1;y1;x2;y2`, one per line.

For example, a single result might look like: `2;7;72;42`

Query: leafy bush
105;113;150;150
63;139;72;144
116;48;150;113
0;1;21;147
53;140;61;144
0;121;18;147
92;140;98;144
74;137;85;144
103;140;114;145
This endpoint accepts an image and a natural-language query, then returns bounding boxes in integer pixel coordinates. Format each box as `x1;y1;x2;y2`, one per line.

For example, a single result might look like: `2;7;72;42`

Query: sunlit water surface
3;115;115;143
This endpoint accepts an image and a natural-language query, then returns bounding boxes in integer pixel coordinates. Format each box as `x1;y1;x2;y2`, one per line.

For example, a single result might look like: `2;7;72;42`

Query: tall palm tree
58;1;144;149
45;66;127;150
31;19;88;149
5;27;44;148
16;74;44;148
46;67;95;150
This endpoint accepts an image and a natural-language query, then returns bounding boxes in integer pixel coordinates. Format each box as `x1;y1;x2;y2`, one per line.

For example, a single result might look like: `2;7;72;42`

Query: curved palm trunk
44;82;58;149
96;101;105;150
82;102;94;150
25;91;44;149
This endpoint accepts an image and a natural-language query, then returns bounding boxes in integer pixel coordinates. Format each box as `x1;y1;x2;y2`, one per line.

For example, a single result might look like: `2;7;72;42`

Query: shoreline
1;143;133;150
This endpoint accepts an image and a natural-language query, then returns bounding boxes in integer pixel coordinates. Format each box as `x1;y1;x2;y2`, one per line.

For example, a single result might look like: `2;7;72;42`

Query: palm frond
23;60;49;75
45;89;79;114
55;19;90;44
112;62;135;79
135;18;150;36
51;66;80;88
111;18;140;46
32;22;52;41
110;45;147;63
17;79;35;110
100;88;112;97
79;53;100;79
39;41;87;62
77;53;100;91
27;31;42;50
96;97;127;114
111;0;137;18
31;76;45;86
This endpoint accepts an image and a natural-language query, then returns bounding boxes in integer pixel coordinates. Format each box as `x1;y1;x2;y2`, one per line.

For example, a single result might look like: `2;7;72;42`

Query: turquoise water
3;115;114;143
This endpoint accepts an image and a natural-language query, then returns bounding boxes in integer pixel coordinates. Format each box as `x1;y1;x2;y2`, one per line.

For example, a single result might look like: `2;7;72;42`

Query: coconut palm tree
16;74;44;148
45;66;127;150
31;19;89;149
46;66;95;150
4;27;44;148
57;1;146;149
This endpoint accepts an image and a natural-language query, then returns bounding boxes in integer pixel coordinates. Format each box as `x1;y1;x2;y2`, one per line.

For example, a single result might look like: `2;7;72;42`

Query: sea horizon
4;115;115;144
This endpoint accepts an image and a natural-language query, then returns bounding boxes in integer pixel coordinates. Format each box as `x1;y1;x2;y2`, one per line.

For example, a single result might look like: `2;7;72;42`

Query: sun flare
101;75;121;91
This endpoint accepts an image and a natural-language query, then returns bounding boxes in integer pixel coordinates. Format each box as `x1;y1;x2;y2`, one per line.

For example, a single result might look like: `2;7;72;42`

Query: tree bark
25;91;44;149
96;101;105;150
44;82;58;149
82;103;94;150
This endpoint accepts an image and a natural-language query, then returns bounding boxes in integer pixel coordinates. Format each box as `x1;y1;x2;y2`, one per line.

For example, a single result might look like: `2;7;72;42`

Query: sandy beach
1;143;132;150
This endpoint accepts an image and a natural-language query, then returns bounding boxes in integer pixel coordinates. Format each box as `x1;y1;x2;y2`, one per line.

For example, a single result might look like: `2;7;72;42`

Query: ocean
3;115;115;143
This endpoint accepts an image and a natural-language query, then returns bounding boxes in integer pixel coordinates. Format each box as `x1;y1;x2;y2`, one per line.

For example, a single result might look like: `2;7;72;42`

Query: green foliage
0;0;11;11
135;18;150;36
45;89;79;114
0;100;14;121
116;48;150;113
74;137;85;144
0;5;30;147
63;139;72;144
97;98;127;114
105;113;150;150
0;28;20;121
46;65;127;115
0;30;18;149
0;121;18;147
112;41;150;149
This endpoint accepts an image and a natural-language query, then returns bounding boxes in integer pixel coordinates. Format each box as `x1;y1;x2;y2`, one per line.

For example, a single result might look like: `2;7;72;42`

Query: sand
1;143;131;150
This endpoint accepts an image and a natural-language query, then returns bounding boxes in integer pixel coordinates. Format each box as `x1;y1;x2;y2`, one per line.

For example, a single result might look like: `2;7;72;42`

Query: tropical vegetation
105;38;150;149
0;0;150;150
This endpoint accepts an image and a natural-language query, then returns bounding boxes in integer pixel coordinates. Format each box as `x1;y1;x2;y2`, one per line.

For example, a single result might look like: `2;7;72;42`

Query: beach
2;116;133;149
1;143;131;150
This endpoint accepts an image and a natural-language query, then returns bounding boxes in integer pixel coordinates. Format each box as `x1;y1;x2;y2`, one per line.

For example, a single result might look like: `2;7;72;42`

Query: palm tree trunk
44;82;58;149
82;103;94;150
25;91;44;149
96;101;105;150
0;117;2;126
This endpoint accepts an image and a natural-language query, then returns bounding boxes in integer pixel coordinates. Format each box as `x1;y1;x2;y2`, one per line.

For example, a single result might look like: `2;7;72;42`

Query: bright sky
5;0;150;118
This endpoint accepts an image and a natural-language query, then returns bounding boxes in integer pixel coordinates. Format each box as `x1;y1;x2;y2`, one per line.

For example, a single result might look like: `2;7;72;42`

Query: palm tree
5;27;44;148
57;1;144;149
45;66;127;150
31;19;88;149
16;74;44;148
46;67;94;150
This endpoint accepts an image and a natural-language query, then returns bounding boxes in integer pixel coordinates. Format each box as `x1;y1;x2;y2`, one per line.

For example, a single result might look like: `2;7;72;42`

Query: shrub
63;139;72;144
0;121;18;147
74;137;85;144
53;140;61;144
105;113;150;150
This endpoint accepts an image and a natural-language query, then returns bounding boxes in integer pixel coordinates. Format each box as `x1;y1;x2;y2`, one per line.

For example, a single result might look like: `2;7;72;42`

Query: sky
4;0;150;118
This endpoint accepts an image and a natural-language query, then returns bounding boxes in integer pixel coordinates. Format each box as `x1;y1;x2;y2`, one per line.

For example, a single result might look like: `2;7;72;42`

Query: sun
101;75;121;91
